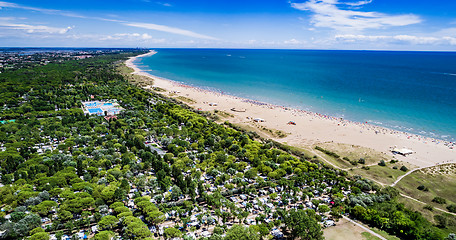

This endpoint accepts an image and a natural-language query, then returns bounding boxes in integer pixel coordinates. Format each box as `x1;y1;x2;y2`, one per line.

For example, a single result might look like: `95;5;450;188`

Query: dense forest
0;51;451;240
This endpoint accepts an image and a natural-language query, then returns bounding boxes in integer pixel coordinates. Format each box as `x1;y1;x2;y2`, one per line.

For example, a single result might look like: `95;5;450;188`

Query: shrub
432;197;447;204
358;158;365;164
400;166;408;172
378;160;386;166
393;166;398;169
434;214;448;228
424;205;434;211
417;185;429;191
315;146;340;158
362;166;370;170
447;204;456;213
343;157;350;161
350;161;358;166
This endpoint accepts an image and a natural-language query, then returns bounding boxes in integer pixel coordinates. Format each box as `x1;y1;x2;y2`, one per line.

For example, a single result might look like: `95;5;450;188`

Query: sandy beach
126;51;455;168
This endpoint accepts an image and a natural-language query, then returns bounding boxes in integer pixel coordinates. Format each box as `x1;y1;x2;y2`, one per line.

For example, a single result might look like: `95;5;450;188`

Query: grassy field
350;163;413;186
311;142;414;186
396;164;456;208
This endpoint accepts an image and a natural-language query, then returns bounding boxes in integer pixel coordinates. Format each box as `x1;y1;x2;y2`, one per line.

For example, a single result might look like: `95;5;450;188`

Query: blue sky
1;0;456;50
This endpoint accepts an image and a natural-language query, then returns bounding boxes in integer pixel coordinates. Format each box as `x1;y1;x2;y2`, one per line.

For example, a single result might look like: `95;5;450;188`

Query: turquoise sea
134;49;456;142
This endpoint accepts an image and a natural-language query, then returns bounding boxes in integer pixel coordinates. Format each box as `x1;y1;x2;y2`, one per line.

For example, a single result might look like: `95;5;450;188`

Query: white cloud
156;2;172;7
335;34;456;45
99;33;165;43
291;0;421;32
0;1;85;18
344;0;372;7
284;38;304;44
123;22;218;40
0;18;71;34
0;1;218;40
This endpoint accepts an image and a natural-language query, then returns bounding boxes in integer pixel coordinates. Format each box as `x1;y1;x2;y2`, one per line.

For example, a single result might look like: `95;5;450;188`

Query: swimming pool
88;108;103;114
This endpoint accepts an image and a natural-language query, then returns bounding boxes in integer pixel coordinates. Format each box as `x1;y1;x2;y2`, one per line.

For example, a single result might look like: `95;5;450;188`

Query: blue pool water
135;49;456;142
88;108;102;114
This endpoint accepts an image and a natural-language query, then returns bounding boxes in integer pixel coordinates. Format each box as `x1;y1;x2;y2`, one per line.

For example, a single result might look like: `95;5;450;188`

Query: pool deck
82;100;123;116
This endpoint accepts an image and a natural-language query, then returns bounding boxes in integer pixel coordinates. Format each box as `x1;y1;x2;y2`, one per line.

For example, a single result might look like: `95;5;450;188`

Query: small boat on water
231;107;246;112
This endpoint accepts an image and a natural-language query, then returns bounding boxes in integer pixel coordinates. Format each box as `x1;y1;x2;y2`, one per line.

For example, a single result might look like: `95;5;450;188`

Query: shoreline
126;51;455;168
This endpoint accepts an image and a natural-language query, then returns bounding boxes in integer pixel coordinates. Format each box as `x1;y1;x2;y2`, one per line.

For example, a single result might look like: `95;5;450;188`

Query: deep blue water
134;49;456;142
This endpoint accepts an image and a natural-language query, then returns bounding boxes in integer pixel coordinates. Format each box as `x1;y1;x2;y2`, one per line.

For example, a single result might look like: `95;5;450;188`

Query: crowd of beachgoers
157;77;455;151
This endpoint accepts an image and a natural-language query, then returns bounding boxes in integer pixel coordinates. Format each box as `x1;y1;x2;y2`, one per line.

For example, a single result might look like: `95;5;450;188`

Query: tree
318;204;330;213
94;231;116;240
164;227;182;239
55;231;64;240
19;214;41;232
29;232;50;240
170;185;182;201
224;224;259;240
145;209;165;225
29;227;45;235
33;200;58;216
352;205;367;220
58;210;73;222
282;209;323;240
100;185;117;202
125;221;152;239
98;215;118;230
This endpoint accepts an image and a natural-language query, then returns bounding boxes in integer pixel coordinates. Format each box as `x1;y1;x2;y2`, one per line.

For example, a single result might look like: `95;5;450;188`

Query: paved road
343;216;387;240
